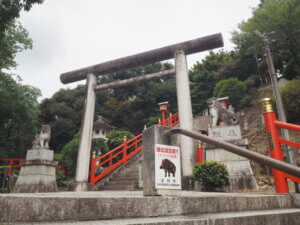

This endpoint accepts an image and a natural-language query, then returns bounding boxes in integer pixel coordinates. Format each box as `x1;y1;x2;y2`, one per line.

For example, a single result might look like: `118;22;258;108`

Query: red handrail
263;100;300;193
1;158;26;176
89;113;179;184
158;113;179;127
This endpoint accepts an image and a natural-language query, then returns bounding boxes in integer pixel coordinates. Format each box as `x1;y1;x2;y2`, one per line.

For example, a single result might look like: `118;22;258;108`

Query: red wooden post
196;141;204;163
109;152;112;167
262;98;289;193
8;159;13;176
89;151;97;184
123;136;127;164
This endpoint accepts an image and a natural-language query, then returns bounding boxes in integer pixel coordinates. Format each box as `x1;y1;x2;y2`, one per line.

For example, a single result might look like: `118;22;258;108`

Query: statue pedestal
11;149;58;193
206;125;259;191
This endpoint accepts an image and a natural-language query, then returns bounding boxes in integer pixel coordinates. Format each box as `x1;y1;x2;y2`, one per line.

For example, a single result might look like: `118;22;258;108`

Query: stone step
0;191;296;223
11;208;300;225
111;173;138;179
109;177;138;182
100;184;137;191
104;180;138;186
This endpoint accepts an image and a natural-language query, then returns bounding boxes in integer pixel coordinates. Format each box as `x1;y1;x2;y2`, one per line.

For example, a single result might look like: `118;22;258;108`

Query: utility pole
255;30;300;192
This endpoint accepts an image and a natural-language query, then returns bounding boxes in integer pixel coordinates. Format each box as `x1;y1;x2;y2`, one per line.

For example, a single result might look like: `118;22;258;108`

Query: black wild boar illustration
160;159;176;177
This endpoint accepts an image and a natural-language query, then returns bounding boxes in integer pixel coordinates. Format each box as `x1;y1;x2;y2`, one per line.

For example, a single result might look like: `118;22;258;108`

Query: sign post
155;144;181;190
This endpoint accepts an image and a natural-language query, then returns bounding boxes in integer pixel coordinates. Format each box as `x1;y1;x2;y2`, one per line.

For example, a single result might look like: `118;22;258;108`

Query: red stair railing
0;158;26;176
262;98;300;193
158;113;179;127
89;113;179;184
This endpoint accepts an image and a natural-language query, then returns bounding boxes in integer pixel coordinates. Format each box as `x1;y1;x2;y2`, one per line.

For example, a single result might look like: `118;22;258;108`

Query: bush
281;79;300;123
0;188;9;193
107;129;134;150
213;78;247;109
56;172;66;187
61;132;108;177
193;161;229;188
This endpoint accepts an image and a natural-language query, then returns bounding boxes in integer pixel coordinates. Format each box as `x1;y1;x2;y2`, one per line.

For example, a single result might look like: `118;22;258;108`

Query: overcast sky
14;0;260;99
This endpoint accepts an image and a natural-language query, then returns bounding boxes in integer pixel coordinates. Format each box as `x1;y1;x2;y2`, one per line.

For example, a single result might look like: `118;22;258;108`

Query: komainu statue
32;125;51;149
207;97;237;126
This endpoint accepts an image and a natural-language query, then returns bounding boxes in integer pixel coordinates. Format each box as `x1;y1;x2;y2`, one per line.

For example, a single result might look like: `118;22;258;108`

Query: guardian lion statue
32;125;51;149
207;97;238;126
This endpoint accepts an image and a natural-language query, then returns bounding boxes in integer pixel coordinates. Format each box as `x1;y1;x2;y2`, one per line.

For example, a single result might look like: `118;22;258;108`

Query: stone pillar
142;125;177;196
175;51;195;184
74;73;97;191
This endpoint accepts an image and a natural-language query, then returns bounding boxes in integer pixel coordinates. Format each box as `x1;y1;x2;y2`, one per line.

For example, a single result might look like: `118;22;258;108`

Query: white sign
155;144;181;190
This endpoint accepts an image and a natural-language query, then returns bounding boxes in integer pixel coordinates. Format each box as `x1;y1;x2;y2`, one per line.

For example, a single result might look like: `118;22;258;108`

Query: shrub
107;129;134;150
193;161;229;188
281;79;300;123
56;172;66;187
61;132;108;177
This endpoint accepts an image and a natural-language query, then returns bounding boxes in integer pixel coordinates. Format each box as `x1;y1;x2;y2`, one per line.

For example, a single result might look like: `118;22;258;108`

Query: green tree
0;0;44;159
0;72;41;158
231;0;300;80
213;78;248;109
190;51;239;114
281;79;300;123
39;86;86;152
0;0;44;34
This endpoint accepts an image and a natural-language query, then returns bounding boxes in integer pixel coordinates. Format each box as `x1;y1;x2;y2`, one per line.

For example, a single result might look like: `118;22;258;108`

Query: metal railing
165;128;300;179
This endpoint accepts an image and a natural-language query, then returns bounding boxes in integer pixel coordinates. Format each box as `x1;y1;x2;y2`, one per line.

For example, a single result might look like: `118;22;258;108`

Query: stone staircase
94;152;142;191
1;191;299;224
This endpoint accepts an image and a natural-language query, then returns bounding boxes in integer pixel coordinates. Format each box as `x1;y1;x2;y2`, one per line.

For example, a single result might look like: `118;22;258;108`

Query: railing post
109;153;113;167
8;160;13;176
196;141;204;163
262;98;289;193
89;151;96;185
123;136;127;164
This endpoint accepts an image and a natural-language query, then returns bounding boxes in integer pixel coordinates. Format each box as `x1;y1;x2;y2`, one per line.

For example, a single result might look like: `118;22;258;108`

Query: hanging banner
155;144;181;189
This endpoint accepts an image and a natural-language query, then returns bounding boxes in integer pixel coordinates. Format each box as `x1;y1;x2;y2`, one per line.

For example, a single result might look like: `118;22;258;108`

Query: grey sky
14;0;260;99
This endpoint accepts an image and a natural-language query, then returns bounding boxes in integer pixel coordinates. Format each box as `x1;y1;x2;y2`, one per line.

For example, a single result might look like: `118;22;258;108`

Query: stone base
68;182;95;192
11;149;58;193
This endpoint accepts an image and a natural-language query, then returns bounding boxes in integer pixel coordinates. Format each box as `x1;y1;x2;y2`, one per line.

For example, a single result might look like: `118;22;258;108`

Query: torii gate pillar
175;51;195;187
74;73;97;191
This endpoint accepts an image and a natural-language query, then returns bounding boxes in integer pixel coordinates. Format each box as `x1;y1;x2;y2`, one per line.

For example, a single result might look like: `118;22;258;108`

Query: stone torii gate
60;33;223;191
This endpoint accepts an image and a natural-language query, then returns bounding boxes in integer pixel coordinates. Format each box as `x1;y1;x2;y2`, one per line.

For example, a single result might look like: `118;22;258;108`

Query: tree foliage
231;0;300;80
0;72;41;158
281;79;300;123
0;0;44;34
213;78;249;109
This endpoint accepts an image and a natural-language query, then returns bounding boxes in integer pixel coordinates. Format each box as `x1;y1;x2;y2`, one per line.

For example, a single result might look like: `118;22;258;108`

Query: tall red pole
262;98;289;193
